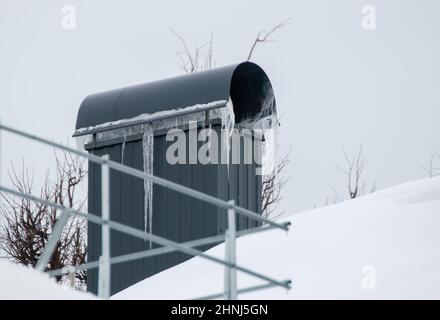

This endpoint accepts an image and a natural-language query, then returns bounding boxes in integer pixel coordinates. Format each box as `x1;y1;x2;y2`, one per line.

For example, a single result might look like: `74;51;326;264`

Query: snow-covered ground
113;177;440;300
0;260;96;299
1;177;438;300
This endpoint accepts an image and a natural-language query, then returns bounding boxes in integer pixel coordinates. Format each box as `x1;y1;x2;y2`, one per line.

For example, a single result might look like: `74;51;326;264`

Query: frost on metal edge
74;100;228;135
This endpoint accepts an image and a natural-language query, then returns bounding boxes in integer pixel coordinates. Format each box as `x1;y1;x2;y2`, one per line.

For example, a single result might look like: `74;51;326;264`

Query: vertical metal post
36;209;70;272
98;154;111;299
224;200;237;300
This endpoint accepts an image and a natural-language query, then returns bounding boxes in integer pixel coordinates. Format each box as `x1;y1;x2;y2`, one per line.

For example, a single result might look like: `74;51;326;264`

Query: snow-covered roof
113;176;440;299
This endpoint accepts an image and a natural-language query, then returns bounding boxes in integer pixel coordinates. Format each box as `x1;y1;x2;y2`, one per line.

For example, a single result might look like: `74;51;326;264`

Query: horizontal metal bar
0;123;289;231
47;224;277;277
193;279;292;300
72;100;227;137
0;185;290;290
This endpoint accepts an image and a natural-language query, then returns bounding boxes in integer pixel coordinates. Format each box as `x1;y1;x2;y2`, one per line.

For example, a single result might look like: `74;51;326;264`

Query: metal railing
0;123;292;300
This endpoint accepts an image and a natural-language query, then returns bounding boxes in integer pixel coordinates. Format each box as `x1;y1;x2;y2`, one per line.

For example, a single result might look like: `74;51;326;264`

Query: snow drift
1;177;438;300
113;176;440;299
0;260;96;300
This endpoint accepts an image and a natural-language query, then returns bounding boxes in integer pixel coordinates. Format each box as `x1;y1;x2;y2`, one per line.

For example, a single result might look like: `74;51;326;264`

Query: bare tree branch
419;151;440;177
247;18;292;61
170;25;291;218
169;27;215;74
327;145;375;205
262;149;291;218
0;151;87;290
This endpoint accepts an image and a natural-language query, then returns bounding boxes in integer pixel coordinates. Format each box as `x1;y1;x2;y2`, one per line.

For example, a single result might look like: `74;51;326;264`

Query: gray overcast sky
0;0;439;214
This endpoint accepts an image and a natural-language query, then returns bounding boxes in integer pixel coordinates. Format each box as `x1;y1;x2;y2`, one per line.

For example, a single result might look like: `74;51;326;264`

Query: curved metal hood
74;61;276;136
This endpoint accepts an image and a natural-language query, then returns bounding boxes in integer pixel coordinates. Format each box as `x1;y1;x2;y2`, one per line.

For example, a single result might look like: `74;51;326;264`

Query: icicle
235;84;279;178
261;87;278;178
226;100;235;176
210;99;235;177
121;128;127;165
142;122;154;249
260;116;279;177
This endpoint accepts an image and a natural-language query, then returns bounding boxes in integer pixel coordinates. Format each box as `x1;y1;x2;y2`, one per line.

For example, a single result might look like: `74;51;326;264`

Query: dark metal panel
87;156;99;294
127;140;155;290
152;138;168;271
238;141;248;230
87;124;262;295
248;135;261;228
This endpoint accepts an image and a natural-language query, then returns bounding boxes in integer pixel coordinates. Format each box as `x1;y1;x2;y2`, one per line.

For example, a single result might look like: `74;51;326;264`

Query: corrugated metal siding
87;125;262;295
